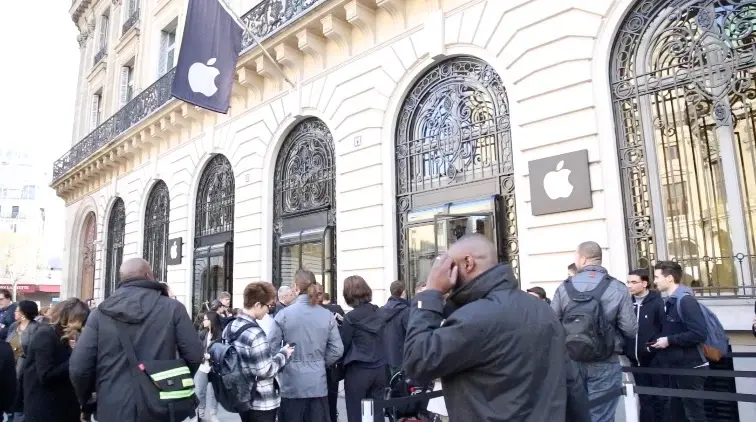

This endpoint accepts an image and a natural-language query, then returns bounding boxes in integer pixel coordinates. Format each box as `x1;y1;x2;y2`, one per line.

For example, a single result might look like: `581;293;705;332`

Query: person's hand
69;339;77;349
334;313;344;322
650;337;669;349
282;344;295;358
425;254;459;294
204;353;210;360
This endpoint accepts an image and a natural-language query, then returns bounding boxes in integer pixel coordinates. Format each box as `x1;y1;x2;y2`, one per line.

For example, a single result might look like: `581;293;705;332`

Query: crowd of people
0;234;747;422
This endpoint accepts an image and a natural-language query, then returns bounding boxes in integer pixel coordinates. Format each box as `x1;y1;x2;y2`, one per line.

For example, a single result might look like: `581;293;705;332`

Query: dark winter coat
655;286;708;368
68;279;203;422
378;296;409;368
404;264;568;422
0;341;16;413
623;290;665;367
22;324;80;422
0;302;17;340
340;303;387;368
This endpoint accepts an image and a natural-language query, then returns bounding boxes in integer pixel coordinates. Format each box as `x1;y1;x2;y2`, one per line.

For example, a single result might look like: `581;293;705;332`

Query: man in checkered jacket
224;282;295;422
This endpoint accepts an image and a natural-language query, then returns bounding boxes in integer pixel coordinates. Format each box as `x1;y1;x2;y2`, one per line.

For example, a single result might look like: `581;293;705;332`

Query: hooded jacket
340;302;387;368
378;296;409;368
623;290;664;366
69;280;203;422
551;265;638;358
404;264;568;422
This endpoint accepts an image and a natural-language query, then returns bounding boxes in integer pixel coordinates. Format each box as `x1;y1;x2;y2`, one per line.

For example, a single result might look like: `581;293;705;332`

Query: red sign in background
0;284;59;294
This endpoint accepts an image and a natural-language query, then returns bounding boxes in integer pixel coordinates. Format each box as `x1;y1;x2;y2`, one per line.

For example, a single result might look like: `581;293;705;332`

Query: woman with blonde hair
23;298;89;422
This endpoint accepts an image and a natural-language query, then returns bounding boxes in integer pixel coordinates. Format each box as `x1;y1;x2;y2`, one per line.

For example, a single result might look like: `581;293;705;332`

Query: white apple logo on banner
170;241;178;260
543;160;574;200
188;58;220;97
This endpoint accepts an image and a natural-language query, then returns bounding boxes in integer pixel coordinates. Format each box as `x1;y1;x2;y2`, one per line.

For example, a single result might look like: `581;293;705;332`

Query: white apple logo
187;58;220;97
170;241;178;260
543;160;574;200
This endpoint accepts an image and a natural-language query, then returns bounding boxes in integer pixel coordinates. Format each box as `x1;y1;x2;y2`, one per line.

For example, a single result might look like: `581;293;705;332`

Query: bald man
69;258;203;422
403;234;569;422
551;241;637;422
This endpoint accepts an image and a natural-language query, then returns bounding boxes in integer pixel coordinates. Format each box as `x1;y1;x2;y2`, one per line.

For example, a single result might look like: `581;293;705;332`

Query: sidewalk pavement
212;396;347;422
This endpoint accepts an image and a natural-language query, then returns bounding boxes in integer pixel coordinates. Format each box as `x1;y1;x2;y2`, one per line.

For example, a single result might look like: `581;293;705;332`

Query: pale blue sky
0;2;79;264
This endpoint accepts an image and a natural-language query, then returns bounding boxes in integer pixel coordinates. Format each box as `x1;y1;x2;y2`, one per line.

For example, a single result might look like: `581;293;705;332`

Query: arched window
104;198;125;298
272;118;336;298
395;56;519;296
143;181;170;282
611;0;756;294
80;212;96;299
192;155;235;319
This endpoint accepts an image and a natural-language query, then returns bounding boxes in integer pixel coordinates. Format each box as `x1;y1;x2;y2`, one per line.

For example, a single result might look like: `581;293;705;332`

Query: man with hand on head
403;234;571;422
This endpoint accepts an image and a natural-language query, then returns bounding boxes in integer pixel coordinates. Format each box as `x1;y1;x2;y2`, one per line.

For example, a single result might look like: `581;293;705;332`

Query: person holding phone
623;269;665;422
403;234;570;422
224;282;294;422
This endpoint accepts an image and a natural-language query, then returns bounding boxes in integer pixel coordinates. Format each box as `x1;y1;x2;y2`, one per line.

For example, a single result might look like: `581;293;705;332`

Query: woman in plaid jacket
225;282;295;422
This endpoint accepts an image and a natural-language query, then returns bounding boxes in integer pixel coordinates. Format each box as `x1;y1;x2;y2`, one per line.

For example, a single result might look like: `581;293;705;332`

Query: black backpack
208;320;259;413
562;275;615;362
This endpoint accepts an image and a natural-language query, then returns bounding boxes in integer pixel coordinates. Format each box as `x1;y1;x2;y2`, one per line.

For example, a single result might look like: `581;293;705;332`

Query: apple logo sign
170;241;178;260
188;58;220;97
543;160;573;200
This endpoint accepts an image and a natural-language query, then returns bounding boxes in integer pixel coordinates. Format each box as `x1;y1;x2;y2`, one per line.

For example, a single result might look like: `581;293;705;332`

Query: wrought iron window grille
122;8;139;35
610;0;756;297
143;181;169;282
104;198;125;298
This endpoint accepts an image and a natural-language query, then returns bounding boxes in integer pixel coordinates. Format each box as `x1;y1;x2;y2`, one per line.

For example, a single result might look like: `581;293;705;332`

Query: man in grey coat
551;241;637;422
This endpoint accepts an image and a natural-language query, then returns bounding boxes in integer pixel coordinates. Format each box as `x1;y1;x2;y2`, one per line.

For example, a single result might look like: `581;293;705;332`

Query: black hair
654;261;683;284
17;300;39;321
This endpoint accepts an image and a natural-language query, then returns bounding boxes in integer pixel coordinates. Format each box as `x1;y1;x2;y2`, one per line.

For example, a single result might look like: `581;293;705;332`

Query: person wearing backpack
212;282;294;422
551;241;637;422
651;261;710;422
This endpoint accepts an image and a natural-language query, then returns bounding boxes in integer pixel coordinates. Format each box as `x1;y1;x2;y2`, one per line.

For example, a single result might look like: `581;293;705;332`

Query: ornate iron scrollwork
395;56;519;283
144;181;170;281
610;0;756;293
104;198;125;298
195;155;235;241
272;118;336;286
240;0;323;49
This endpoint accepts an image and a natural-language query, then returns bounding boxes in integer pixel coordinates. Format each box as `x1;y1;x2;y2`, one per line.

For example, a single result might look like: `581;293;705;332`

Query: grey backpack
562;275;615;362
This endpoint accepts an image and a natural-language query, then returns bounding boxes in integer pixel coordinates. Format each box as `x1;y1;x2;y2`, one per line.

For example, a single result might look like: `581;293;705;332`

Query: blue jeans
194;370;218;415
577;360;622;422
4;413;23;422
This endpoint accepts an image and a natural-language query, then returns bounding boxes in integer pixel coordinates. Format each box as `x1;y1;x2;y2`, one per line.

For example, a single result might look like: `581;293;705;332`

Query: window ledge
115;25;140;55
86;56;107;83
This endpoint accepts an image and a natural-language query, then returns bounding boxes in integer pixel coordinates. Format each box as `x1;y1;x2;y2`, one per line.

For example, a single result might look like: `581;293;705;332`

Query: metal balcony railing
53;0;328;183
93;47;107;66
122;8;140;35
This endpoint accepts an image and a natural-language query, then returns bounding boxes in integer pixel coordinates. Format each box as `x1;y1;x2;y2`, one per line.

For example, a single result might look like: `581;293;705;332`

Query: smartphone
288;343;297;348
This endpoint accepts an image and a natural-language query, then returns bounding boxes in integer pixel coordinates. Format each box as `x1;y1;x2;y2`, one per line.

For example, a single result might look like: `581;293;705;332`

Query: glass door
406;209;497;298
277;227;336;301
192;242;232;323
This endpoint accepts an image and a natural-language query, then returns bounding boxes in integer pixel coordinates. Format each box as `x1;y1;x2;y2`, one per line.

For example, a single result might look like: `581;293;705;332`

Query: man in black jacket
379;280;410;374
0;289;16;340
651;261;707;422
69;258;203;422
404;234;569;422
0;340;16;415
624;269;665;422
